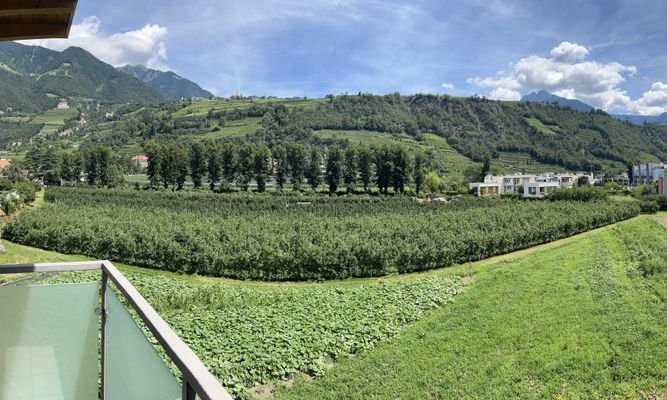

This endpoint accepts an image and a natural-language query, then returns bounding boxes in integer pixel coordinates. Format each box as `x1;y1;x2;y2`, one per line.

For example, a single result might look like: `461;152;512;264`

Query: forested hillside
83;94;667;175
0;42;167;112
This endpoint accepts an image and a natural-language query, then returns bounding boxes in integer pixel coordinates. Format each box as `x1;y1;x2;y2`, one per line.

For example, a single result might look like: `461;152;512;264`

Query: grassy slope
277;217;667;400
30;108;79;134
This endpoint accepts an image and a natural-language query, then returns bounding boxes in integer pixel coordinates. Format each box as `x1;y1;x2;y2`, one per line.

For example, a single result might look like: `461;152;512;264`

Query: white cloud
550;41;588;63
631;81;667;115
490;87;521;101
441;82;455;90
20;16;169;70
467;41;639;111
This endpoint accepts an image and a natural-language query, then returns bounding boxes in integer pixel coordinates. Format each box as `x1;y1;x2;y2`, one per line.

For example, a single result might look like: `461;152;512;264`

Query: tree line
144;140;432;194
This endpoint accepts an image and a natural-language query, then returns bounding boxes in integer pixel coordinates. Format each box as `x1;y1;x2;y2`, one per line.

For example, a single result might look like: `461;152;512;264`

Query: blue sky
23;0;667;114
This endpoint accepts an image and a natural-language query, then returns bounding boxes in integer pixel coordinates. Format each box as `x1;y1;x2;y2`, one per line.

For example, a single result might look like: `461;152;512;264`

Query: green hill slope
0;42;168;113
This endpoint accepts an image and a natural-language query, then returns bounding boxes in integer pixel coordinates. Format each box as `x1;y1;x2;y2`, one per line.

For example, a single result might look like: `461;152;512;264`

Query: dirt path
652;216;667;228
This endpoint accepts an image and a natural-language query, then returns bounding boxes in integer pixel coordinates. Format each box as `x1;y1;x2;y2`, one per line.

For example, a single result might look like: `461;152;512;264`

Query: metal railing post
100;270;108;400
182;379;196;400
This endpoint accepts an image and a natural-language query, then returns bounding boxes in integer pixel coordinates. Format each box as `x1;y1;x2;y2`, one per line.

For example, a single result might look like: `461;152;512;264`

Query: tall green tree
287;143;307;191
220;142;238;190
391;145;410;194
253;145;272;192
272;145;288;190
237;143;255;191
325;146;343;194
43;146;62;186
479;155;491;181
342;146;357;193
190;142;207;189
96;146;112;187
145;141;162;189
306;147;322;191
357;146;373;192
374;145;393;194
413;151;426;195
60;152;83;186
207;142;222;191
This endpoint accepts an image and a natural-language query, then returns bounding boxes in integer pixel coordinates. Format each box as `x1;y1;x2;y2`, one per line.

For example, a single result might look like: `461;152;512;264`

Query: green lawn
277;217;667;400
495;151;566;174
30;108;79;134
525;117;559;137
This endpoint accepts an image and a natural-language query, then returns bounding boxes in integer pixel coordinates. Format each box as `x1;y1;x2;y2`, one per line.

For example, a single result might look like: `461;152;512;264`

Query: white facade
523;177;560;198
632;163;666;185
469;172;592;198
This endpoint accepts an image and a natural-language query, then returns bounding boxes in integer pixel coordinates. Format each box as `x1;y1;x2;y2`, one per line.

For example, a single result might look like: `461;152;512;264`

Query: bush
639;200;659;214
548;186;608;202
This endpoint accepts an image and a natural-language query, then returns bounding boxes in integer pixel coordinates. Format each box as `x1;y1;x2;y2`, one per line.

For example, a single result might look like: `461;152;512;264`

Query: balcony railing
0;260;232;400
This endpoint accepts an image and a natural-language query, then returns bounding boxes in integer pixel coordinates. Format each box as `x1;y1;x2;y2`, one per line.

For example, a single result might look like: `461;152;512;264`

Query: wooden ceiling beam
0;23;68;41
0;0;75;13
0;8;72;17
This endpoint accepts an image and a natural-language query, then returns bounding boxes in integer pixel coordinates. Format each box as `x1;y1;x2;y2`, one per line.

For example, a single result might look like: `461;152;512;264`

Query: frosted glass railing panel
0;283;99;400
105;287;180;400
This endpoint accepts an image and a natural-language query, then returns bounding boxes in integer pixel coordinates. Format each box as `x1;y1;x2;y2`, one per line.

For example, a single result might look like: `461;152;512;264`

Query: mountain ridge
0;42;168;113
521;90;593;112
118;64;213;100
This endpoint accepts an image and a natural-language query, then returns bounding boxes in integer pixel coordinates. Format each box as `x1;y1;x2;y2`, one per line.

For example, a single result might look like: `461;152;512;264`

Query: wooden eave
0;0;78;41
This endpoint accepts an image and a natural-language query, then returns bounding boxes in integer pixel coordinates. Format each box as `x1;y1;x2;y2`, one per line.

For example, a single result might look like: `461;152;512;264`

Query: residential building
659;170;667;196
469;172;593;198
523;177;560;198
132;154;149;169
0;158;12;169
632;162;666;185
56;100;70;110
469;175;502;196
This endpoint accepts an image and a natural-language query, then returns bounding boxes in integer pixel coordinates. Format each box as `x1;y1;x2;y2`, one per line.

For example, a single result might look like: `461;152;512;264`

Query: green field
30;108;79;134
192;117;263;139
277;217;667;399
4;188;638;280
2;216;665;399
495;151;566;174
525;117;560;137
172;98;325;118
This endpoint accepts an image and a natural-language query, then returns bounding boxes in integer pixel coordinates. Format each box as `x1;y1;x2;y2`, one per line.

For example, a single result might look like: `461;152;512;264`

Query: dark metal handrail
0;261;233;400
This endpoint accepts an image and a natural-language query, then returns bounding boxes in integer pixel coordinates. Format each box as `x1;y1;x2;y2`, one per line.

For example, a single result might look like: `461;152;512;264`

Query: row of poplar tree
145;141;429;194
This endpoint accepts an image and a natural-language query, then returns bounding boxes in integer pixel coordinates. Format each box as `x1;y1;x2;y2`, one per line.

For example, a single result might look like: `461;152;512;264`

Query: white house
470;172;592;198
523;177;560;198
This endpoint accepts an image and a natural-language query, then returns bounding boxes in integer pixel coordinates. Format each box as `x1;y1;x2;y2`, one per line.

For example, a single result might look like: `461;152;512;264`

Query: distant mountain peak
521;91;593;112
118;64;212;100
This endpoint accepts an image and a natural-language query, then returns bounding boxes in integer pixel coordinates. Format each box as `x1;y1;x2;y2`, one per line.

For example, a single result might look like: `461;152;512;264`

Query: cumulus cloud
441;82;455;90
490;87;521;101
20;16;169;70
631;82;667;115
467;41;638;111
550;41;588;63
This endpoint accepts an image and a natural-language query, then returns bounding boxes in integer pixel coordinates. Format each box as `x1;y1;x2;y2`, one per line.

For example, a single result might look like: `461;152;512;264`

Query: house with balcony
0;3;232;400
523;176;560;198
470;172;592;198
